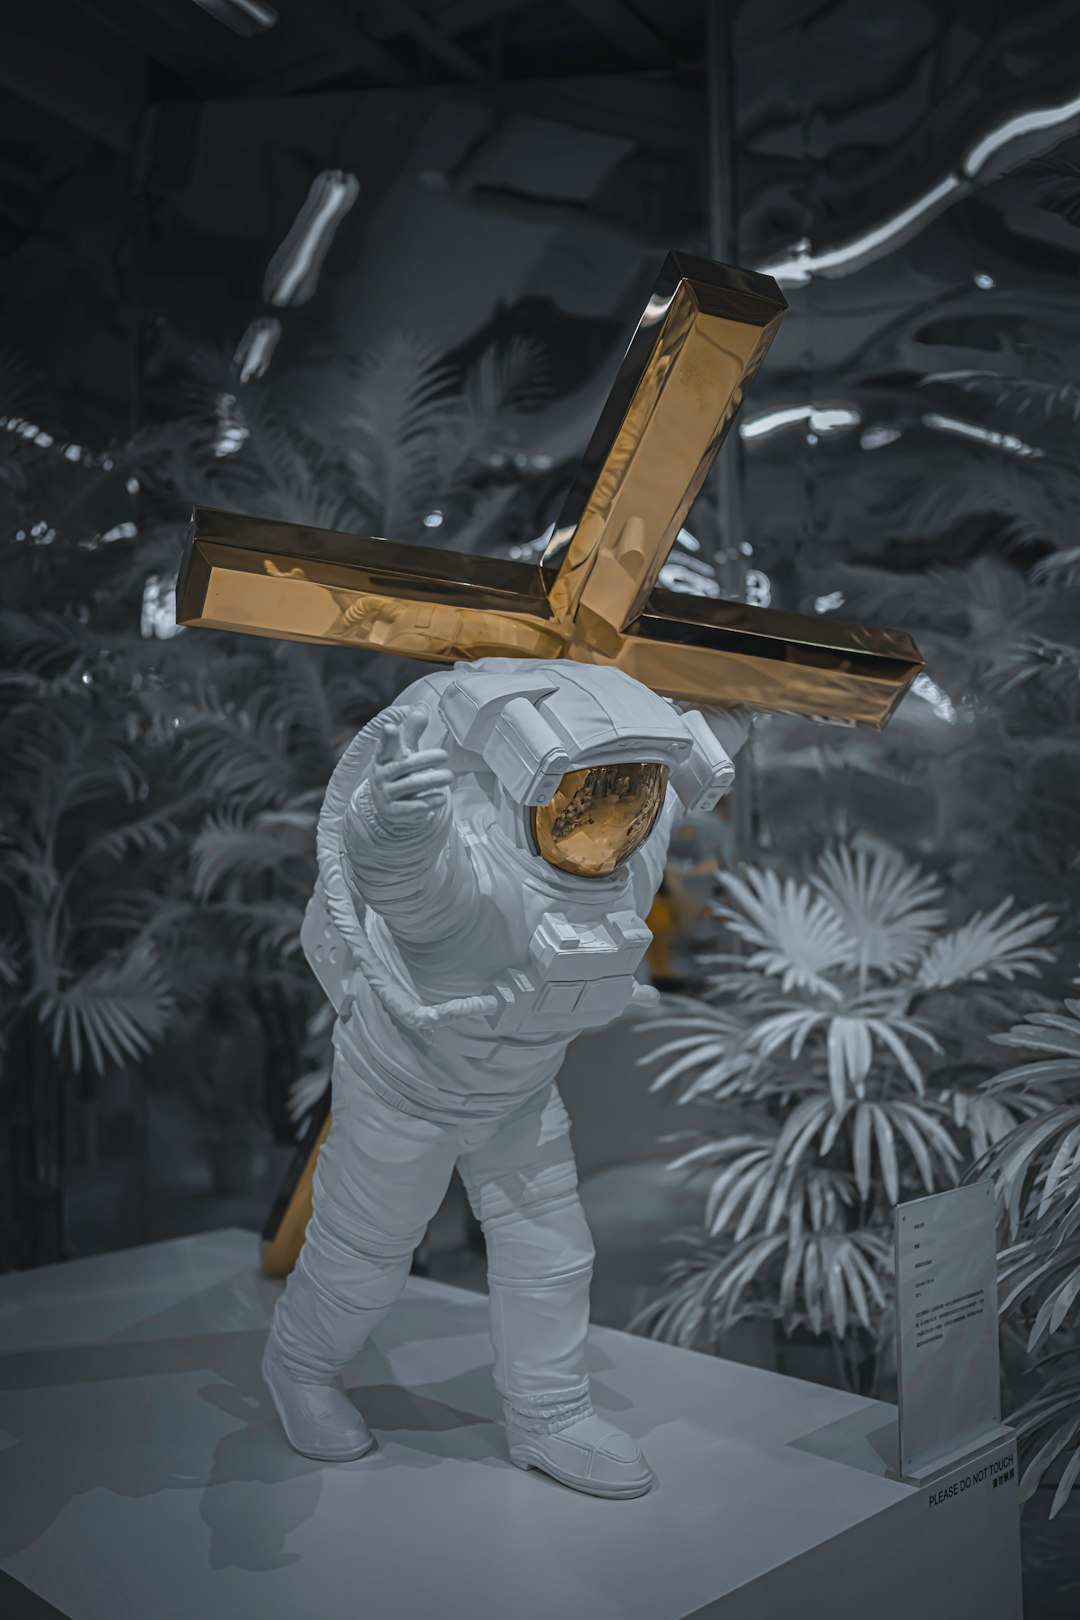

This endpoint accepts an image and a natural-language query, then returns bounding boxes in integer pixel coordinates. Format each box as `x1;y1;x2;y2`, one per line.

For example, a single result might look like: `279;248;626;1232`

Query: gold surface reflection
531;762;669;878
177;251;924;729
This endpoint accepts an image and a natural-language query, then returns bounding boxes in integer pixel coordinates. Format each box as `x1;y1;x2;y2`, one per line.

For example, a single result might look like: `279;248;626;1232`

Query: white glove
368;706;452;832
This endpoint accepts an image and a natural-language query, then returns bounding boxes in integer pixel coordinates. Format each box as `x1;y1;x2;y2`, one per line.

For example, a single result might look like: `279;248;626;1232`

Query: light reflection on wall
233;317;282;383
911;673;957;724
263;171;360;309
758;84;1080;285
922;413;1041;458
740;405;860;440
141;574;183;640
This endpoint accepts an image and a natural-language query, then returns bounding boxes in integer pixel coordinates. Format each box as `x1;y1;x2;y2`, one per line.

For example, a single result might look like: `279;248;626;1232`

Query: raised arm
342;706;477;948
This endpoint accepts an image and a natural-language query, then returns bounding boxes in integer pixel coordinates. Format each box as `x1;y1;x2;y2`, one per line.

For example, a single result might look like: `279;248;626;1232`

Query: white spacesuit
263;658;741;1498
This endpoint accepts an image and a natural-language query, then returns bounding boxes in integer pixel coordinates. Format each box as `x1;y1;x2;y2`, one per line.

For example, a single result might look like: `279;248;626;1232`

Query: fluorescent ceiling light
234;317;282;382
189;0;277;36
740;405;859;440
922;412;1041;458
963;88;1080;177
912;674;956;724
759;83;1080;286
759;179;960;287
264;171;360;308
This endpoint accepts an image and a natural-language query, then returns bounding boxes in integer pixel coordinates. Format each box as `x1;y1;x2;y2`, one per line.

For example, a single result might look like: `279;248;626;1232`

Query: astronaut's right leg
264;1057;458;1460
459;1086;654;1499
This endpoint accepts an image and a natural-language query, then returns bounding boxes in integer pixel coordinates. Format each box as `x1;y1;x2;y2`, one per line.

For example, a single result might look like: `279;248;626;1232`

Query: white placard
895;1182;1004;1479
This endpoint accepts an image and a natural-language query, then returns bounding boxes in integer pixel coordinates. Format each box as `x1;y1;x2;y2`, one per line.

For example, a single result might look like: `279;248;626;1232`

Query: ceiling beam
376;0;484;79
118;0;250;95
249;0;415;91
562;0;676;66
420;0;532;33
424;0;534;30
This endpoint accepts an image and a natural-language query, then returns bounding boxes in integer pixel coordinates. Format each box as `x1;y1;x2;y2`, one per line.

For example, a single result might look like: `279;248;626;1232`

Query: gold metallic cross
178;253;922;727
176;252;923;1277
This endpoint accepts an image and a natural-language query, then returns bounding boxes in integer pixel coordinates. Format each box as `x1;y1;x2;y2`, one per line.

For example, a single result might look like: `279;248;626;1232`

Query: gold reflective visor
531;762;670;878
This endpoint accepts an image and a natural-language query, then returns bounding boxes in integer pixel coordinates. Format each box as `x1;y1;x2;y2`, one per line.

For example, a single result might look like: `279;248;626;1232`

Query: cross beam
177;253;923;728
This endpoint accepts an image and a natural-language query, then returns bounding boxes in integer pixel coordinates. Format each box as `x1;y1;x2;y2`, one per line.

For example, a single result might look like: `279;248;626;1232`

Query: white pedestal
0;1229;1022;1620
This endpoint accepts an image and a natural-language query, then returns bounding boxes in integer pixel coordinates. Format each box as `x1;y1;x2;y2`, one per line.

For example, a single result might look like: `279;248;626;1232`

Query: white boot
262;1336;375;1462
505;1403;655;1499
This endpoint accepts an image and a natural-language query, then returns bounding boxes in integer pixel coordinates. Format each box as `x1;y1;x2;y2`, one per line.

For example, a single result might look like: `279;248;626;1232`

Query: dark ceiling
0;0;713;434
5;0;707;154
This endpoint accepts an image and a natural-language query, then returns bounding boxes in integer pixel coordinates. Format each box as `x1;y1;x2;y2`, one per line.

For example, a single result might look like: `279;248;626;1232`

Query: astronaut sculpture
177;256;919;1495
262;655;744;1499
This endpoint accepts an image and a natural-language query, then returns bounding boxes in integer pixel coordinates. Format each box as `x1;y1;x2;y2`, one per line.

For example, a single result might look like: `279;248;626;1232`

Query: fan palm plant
976;980;1080;1519
749;320;1080;932
1;325;550;1264
0;599;200;1265
634;840;1057;1391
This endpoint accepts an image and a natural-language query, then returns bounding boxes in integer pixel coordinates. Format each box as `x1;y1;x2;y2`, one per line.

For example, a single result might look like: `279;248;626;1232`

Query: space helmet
426;658;734;879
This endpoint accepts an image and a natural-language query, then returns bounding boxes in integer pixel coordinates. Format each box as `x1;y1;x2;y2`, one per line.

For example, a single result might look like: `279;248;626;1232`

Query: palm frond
342;330;455;533
206;899;306;960
645;1040;757;1100
1031;545;1080;584
0;930;21;989
471;334;550;416
745;999;939;1108
812;842;946;979
893;459;1067;555
441;484;520;556
634;1224;891;1346
925;370;1080;423
177;694;302;809
986;997;1080;1085
944;1088;1040;1160
35;941;175;1075
991;633;1080;697
717;867;851;997
84;794;199;865
917;900;1056;990
1009;1365;1080;1518
985;1106;1080;1239
190;808;313;900
431;337;550;495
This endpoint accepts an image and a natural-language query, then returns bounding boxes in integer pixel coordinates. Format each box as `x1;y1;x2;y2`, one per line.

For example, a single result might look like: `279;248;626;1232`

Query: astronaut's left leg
264;1059;459;1461
458;1086;654;1499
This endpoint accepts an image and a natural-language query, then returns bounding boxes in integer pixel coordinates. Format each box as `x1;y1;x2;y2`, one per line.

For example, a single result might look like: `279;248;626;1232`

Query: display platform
0;1228;1022;1620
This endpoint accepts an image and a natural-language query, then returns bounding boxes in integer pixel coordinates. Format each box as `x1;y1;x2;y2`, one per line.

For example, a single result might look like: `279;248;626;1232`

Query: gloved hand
368;705;452;832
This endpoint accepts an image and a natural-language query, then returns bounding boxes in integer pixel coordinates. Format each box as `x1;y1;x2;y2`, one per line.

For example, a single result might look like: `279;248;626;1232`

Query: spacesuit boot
262;1076;459;1462
262;1335;375;1462
459;1116;657;1500
504;1397;655;1499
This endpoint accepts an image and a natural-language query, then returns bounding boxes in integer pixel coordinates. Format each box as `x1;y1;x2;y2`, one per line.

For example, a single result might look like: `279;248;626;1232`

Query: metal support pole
705;0;756;857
